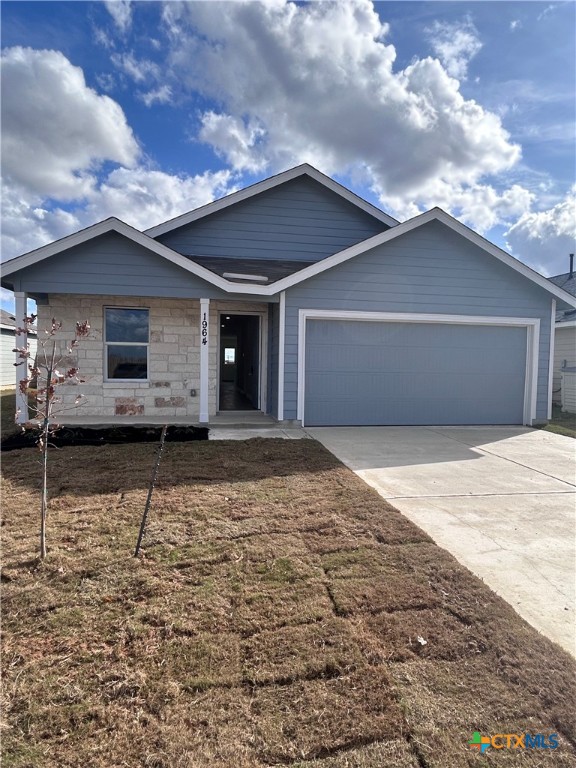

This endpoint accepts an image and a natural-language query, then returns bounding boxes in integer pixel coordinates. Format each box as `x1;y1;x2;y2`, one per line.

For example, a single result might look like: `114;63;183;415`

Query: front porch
13;293;282;426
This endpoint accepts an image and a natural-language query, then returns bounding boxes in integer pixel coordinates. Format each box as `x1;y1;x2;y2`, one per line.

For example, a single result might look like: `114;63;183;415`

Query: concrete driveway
308;426;576;656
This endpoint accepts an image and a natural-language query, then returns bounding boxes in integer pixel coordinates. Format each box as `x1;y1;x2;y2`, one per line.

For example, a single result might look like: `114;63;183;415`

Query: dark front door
219;314;260;410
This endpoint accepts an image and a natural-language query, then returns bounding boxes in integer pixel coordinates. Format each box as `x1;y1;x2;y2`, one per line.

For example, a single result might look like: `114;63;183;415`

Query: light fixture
222;272;269;282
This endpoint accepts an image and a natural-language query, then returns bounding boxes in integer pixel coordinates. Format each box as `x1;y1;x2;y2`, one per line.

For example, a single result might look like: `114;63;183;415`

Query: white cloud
510;20;522;31
0;47;236;261
1;47;139;200
158;0;519;231
1;168;236;261
199;113;266;173
104;1;132;33
381;181;534;234
505;189;576;276
140;84;173;107
111;52;160;84
425;16;483;80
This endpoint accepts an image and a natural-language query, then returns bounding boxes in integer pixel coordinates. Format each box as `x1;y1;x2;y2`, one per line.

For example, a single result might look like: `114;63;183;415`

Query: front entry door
219;314;260;410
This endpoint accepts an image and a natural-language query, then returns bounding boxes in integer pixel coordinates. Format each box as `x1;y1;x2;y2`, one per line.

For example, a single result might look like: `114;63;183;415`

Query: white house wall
553;325;576;405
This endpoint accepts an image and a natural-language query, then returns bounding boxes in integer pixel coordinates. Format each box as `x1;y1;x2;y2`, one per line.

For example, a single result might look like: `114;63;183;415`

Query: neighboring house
0;309;37;389
2;164;575;427
548;258;576;408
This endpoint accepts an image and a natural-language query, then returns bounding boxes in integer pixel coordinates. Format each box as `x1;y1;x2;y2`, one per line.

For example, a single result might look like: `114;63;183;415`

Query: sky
1;0;575;314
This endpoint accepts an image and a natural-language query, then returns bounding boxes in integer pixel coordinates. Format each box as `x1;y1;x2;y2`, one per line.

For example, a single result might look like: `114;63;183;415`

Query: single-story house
2;164;575;427
0;309;37;389
547;261;576;407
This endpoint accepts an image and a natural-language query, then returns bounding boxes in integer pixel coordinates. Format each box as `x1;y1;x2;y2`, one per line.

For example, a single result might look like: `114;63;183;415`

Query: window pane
224;347;236;364
106;308;149;343
107;345;148;379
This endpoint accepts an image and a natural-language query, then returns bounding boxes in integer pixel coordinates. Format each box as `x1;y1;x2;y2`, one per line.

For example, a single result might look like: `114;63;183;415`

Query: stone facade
35;294;270;420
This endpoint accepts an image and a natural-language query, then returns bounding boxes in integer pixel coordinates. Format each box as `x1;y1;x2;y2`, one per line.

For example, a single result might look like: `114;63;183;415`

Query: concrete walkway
308;426;576;656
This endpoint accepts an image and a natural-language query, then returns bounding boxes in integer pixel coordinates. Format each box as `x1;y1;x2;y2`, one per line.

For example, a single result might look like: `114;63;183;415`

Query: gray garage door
304;320;527;426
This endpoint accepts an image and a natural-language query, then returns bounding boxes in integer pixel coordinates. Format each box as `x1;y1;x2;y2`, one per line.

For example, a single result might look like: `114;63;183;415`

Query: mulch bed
0;424;208;451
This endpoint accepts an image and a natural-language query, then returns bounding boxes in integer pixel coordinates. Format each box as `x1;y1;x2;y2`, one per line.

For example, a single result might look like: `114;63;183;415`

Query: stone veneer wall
37;295;270;420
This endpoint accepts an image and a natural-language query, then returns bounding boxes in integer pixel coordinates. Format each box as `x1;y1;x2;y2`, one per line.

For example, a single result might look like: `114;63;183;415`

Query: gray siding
157;177;387;262
12;233;253;301
283;220;553;422
305;321;526;425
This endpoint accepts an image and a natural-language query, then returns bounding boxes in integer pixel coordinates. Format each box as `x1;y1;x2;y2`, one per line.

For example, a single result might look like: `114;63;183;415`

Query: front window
105;308;149;380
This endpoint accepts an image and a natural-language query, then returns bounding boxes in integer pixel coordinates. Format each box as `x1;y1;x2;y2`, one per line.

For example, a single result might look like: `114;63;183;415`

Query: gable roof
0;217;251;294
2;182;575;308
254;207;576;307
144;163;399;237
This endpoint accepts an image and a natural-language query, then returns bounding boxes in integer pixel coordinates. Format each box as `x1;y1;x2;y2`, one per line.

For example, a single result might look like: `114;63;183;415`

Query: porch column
14;291;29;423
199;298;210;423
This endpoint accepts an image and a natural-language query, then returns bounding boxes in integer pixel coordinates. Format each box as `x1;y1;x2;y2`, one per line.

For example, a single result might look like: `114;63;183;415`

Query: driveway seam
424;426;576;488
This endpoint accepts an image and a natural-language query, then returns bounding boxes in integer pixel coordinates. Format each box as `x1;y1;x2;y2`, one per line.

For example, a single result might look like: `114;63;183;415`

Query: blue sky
1;0;575;313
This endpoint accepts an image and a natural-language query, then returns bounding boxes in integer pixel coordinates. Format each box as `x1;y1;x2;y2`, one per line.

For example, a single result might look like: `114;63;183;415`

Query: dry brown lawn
1;438;575;768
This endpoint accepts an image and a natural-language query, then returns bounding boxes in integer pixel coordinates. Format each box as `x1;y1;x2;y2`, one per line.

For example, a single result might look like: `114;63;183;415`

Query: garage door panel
304;320;526;426
307;344;524;376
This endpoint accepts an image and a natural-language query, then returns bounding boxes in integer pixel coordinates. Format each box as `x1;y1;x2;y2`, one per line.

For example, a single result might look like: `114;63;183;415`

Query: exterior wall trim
4;209;575;309
274;211;576;307
547;300;556;420
199;298;210;422
296;309;540;427
277;291;286;421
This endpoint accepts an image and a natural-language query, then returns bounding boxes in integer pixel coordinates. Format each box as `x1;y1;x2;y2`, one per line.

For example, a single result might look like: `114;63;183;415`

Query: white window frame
297;309;540;427
104;306;150;383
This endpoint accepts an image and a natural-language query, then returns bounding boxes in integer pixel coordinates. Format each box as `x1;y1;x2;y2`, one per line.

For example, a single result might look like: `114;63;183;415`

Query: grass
539;405;576;439
0;390;38;442
1;438;575;767
1;389;18;441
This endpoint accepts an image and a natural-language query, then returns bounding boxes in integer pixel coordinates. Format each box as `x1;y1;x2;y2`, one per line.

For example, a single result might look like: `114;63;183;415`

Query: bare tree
14;314;90;559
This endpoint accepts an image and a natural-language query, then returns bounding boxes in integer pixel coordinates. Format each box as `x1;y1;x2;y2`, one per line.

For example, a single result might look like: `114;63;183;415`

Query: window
105;308;149;380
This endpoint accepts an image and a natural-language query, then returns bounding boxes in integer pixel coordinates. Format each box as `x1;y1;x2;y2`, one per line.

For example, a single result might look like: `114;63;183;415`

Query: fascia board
269;209;438;293
0;218;266;295
430;209;576;309
269;208;576;307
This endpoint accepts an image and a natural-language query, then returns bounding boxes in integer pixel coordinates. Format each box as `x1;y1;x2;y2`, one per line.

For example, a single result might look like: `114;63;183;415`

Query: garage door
304;320;527;426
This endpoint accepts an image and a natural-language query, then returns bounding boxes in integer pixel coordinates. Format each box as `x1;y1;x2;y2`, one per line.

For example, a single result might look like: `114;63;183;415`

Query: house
548;257;576;410
0;309;37;389
2;164;575;427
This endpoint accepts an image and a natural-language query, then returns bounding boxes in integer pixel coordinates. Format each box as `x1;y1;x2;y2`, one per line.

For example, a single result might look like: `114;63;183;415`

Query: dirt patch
2;438;575;767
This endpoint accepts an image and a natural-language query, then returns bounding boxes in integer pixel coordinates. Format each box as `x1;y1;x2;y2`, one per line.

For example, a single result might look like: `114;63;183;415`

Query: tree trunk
39;341;56;561
40;422;48;560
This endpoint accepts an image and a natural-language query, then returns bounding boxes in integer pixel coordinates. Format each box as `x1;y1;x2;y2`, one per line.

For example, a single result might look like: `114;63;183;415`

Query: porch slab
208;426;307;440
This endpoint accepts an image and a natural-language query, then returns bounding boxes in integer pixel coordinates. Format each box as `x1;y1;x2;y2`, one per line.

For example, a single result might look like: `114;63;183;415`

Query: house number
201;313;208;346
